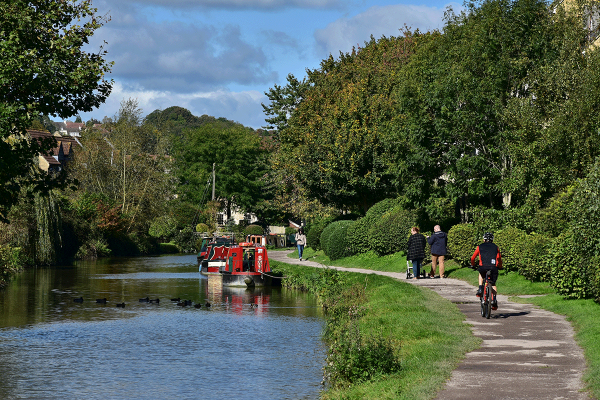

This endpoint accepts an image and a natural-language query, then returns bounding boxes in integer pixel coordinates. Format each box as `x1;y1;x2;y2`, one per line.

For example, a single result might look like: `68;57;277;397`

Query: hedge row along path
269;250;589;400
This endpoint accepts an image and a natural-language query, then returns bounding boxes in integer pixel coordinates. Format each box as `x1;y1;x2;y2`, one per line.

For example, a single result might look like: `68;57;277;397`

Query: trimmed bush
367;206;417;257
548;230;597;299
307;215;337;251
196;223;209;233
346;197;402;256
321;220;355;260
447;224;479;268
520;233;553;282
245;224;264;236
494;227;527;273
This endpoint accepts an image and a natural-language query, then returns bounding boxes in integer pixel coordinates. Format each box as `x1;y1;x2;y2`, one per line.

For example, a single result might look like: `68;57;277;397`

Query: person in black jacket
427;225;448;278
406;226;427;279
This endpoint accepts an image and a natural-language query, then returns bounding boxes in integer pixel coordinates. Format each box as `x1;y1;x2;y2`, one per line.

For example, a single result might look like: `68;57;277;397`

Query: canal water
0;254;325;400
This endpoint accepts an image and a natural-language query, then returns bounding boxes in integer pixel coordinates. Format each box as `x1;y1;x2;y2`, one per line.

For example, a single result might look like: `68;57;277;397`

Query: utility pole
212;163;216;201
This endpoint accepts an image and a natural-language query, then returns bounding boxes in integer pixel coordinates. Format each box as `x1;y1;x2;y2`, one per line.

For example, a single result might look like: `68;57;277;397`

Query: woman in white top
295;228;307;261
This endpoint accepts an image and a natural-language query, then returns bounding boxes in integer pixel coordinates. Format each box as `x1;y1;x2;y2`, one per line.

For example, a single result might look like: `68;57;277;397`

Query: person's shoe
476;288;483;297
491;300;498;310
299;258;302;261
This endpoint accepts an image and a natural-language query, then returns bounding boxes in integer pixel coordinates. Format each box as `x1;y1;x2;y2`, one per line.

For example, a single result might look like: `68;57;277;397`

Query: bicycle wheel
480;287;486;317
484;283;492;319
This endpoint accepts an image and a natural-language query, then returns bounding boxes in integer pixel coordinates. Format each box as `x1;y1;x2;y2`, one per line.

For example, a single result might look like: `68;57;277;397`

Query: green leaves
0;0;113;221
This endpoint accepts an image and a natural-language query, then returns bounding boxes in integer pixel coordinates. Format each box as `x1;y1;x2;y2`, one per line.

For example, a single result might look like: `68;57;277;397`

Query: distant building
53;120;85;137
27;130;81;173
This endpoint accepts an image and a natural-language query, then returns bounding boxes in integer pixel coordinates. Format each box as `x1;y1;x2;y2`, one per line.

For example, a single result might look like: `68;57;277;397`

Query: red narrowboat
200;241;277;287
198;236;235;274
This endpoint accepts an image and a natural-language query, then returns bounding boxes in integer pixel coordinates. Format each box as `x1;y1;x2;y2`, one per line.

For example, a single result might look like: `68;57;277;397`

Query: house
27;130;81;173
53;120;85;137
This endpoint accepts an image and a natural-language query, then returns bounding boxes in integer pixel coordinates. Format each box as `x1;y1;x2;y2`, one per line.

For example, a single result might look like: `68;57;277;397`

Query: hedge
307;215;337;251
245;224;264;236
367;206;417;257
447;224;479;268
346;197;402;256
494;227;527;273
321;220;355;261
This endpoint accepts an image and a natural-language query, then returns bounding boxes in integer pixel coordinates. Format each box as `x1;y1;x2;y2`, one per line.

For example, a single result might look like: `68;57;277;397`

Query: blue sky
80;0;462;129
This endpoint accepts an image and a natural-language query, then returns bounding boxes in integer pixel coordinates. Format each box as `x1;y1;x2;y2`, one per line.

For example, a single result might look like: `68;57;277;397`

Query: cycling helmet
483;232;494;242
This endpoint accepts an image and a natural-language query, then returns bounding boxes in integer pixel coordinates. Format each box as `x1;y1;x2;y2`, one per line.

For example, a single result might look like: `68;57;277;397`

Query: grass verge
271;260;481;399
286;248;600;399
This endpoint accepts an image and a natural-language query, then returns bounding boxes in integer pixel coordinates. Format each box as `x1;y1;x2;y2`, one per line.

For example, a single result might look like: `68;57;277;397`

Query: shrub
195;223;210;233
245;224;264;236
533;185;576;237
285;227;297;235
159;242;179;253
346;197;403;256
367;206;417;257
306;215;337;251
321;220;355;260
76;238;112;260
520;233;554;282
447;224;479;268
546;159;600;299
324;323;401;386
547;230;598;299
173;226;196;253
148;215;178;240
0;245;23;287
494;227;528;273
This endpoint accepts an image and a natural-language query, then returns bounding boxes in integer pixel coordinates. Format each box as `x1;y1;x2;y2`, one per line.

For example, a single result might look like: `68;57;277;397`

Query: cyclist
470;232;503;310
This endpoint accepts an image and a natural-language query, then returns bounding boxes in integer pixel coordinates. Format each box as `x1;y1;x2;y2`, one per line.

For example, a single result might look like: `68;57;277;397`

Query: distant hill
144;106;245;136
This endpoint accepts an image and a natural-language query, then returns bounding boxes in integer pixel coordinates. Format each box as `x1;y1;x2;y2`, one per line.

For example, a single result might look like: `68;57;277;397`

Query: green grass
294;248;406;272
271;260;480;399
283;248;600;400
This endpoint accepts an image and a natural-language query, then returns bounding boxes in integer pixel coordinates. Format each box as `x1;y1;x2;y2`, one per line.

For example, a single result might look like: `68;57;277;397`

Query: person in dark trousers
470;232;503;310
406;226;427;279
427;225;448;278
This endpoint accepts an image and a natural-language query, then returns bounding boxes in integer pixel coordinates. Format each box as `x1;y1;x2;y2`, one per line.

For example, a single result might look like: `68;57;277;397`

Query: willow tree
0;0;113;222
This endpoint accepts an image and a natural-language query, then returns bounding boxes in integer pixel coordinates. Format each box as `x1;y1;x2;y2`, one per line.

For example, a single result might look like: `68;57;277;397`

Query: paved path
269;251;590;400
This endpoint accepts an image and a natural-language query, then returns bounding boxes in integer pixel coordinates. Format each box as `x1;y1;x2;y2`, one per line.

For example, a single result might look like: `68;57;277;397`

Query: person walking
427;225;448;278
406;226;427;279
295;228;306;261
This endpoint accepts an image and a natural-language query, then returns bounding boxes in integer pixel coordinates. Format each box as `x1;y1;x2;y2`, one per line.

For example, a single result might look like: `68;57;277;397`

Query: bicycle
480;269;496;319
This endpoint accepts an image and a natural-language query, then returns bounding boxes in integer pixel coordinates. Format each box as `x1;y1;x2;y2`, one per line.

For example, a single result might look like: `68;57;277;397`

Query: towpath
269;250;590;400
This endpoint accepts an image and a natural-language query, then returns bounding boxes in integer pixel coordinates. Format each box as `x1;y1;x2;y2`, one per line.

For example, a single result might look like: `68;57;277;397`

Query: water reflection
0;254;325;400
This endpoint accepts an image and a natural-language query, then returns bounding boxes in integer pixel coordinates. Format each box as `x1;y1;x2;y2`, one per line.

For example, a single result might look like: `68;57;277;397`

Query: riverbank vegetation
282;249;600;399
271;260;480;399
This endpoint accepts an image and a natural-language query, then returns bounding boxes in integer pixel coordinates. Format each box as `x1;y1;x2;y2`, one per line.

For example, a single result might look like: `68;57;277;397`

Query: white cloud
314;3;460;57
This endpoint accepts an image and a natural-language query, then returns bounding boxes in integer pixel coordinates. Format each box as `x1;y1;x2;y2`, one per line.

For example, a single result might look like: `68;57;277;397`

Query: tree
0;0;113;222
173;122;270;220
272;33;419;213
70;99;174;234
261;73;310;140
395;0;589;218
